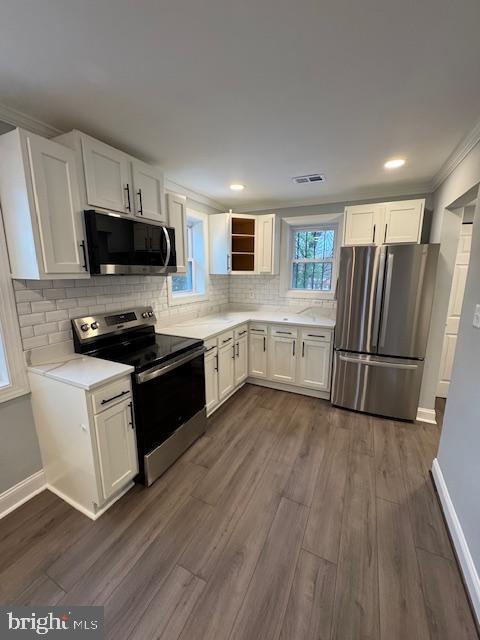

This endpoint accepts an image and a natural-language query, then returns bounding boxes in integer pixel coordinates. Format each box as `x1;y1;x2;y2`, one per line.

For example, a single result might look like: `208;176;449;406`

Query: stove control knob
142;312;149;319
148;311;154;317
80;323;89;332
90;322;99;330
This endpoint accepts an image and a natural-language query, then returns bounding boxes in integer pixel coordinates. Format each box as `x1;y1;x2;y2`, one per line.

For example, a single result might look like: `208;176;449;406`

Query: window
168;210;208;306
291;227;336;291
0;214;29;402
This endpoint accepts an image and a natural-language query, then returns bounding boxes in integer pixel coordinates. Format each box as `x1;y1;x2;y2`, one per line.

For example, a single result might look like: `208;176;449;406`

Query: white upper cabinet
81;135;132;214
257;214;280;274
383;199;424;244
167;192;187;273
343;204;385;246
0;128;89;280
131;159;166;223
343;199;425;246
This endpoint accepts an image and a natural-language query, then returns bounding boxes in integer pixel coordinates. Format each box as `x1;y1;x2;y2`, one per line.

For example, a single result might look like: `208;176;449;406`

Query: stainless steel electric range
72;306;206;486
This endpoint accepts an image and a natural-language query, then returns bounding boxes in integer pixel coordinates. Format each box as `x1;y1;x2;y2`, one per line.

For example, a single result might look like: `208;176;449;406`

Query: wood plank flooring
0;384;477;639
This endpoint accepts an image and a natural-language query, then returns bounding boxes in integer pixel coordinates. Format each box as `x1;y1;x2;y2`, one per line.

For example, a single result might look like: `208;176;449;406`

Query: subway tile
31;300;57;313
34;322;59;336
23;335;49;349
45;309;69;322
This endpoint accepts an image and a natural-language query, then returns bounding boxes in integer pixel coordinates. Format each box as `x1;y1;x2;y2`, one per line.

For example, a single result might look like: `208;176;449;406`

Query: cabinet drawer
271;325;298;338
234;324;248;339
204;337;217;353
301;329;332;343
249;323;267;335
91;377;132;414
217;330;234;348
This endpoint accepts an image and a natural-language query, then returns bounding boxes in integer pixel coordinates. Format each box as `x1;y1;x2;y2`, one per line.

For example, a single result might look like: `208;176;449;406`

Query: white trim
0;102;62;138
432;458;480;625
165;179;226;213
46;481;133;521
206;382;246;417
0;470;46;519
432;116;480;191
247;377;330;400
416;407;437;424
232;185;432;213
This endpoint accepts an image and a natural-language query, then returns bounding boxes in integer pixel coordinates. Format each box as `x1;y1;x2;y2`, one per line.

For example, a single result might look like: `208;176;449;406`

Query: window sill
284;289;335;300
0;384;30;405
168;292;208;307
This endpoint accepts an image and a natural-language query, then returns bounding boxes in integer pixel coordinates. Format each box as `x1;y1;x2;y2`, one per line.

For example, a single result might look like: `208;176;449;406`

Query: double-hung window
0;214;29;402
290;226;337;292
169;210;208;305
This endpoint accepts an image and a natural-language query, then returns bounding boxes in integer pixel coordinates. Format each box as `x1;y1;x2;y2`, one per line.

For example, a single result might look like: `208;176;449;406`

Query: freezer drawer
331;351;424;421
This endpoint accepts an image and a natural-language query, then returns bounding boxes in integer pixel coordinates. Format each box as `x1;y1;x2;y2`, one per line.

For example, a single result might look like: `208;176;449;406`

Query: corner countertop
28;353;134;391
156;306;336;341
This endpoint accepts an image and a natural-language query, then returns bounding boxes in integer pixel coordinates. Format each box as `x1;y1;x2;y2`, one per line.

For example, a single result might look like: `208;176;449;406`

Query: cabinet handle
124;184;131;212
292;341;296;357
307;334;326;338
250;329;264;333
372;224;376;243
137;188;143;215
232;344;235;359
100;389;130;405
222;336;232;344
384;223;388;243
79;240;88;271
276;330;292;335
302;341;305;357
128;401;135;429
263;336;266;352
214;354;218;371
238;330;247;336
205;345;216;353
236;342;240;357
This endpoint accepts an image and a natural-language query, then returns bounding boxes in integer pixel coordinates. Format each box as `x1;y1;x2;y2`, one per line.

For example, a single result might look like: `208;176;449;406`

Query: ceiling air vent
292;173;326;184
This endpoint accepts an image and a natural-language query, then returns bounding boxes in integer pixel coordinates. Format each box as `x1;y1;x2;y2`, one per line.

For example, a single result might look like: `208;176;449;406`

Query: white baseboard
416;406;437;424
432;458;480;625
46;482;134;521
0;470;46;519
247;377;330;400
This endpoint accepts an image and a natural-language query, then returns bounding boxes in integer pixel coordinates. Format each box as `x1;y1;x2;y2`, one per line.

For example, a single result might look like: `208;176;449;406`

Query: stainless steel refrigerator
332;243;439;421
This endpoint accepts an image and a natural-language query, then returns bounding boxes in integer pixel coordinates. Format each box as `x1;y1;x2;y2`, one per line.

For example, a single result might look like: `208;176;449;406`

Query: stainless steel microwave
84;210;177;275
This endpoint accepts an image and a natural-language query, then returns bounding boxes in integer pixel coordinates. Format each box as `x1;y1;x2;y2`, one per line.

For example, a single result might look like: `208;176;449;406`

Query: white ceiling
1;0;480;211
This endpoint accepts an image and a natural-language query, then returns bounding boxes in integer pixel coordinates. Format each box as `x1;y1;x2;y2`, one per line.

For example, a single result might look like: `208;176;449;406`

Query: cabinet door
209;213;231;274
81;136;132;213
167;192;187;273
131;159;166;223
344;204;384;246
234;335;248;386
299;339;331;391
257;214;275;273
218;342;235;401
249;331;268;378
205;350;219;414
269;336;297;383
94;399;138;501
384;199;424;244
26;135;87;274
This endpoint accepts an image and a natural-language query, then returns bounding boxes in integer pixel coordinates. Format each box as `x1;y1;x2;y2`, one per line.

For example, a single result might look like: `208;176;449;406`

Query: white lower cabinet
249;326;268;378
94;397;138;501
269;334;297;384
204;345;219;414
234;333;248;386
298;335;331;391
218;338;235;401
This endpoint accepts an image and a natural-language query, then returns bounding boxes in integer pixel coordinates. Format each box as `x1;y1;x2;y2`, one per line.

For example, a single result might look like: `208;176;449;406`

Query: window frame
0;211;29;403
167;209;209;306
280;213;343;300
290;224;338;293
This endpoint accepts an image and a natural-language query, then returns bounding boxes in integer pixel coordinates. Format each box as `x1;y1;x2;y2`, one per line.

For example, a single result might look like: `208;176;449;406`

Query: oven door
132;346;206;484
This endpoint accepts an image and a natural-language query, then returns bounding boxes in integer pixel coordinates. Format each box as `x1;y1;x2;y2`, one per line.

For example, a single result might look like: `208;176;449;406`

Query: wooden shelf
232;251;255;255
232;233;255;237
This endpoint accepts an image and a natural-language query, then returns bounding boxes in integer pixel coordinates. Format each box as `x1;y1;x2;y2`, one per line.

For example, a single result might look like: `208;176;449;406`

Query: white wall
419;139;480;410
435;196;480;616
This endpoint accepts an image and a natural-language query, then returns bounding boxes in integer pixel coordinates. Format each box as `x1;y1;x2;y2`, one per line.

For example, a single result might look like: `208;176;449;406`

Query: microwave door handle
162;226;171;270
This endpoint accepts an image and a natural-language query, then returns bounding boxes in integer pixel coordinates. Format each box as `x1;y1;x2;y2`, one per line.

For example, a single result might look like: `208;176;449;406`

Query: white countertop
28;354;134;391
156;306;336;341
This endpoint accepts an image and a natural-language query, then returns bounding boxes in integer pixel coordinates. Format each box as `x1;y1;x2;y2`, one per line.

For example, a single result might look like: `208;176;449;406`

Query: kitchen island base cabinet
28;372;138;520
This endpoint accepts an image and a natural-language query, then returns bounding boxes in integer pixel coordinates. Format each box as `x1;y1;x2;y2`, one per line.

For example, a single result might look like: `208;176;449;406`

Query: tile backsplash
14;275;230;351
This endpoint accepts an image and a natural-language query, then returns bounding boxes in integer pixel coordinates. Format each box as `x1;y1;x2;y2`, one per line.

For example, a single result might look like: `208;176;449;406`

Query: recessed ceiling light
384;158;406;170
230;183;245;191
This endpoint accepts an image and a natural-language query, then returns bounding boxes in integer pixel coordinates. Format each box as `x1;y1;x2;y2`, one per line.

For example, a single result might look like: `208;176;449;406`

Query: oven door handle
135;346;206;384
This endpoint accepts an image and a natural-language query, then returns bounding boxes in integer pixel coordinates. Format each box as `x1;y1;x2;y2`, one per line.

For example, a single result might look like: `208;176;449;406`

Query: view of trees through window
291;228;335;291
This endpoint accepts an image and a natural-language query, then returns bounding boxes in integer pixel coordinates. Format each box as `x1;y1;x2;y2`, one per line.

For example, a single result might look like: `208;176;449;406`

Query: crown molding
432;115;480;191
0;102;63;137
164;178;226;212
232;182;432;213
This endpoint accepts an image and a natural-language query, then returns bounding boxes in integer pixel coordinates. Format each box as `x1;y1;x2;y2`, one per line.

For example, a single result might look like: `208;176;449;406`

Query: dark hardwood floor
1;385;477;639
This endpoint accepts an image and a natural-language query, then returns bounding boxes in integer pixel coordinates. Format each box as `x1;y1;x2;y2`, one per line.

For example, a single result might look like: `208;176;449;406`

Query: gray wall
0;393;42;493
436;196;480;583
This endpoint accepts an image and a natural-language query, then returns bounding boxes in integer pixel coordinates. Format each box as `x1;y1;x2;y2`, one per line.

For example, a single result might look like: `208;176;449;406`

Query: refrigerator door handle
379;252;394;348
371;247;386;350
338;354;418;370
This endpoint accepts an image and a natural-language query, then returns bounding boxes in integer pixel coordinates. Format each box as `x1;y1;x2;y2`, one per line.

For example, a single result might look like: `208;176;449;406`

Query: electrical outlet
473;304;480;329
